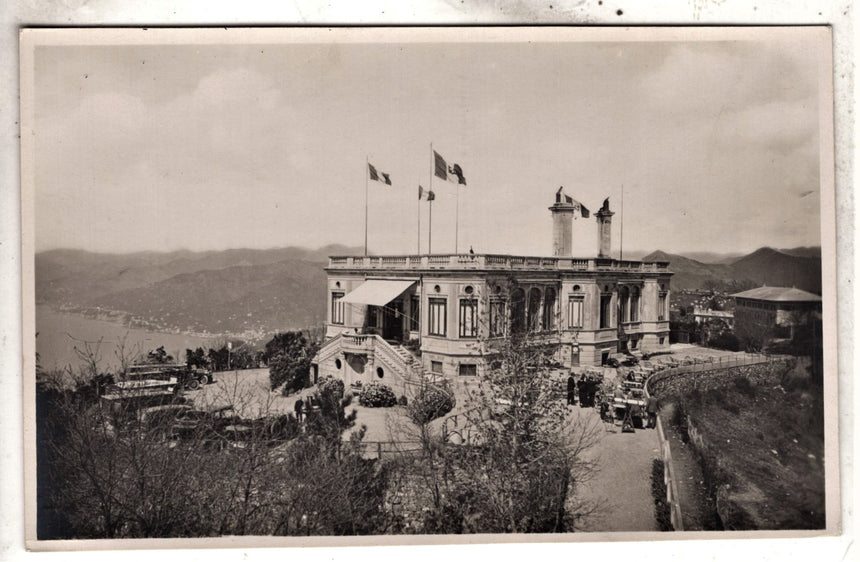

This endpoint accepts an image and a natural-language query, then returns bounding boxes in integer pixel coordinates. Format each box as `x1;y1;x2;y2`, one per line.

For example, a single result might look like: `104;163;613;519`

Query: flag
448;163;466;185
419;185;435;201
368;163;392;185
433;151;448;181
579;203;590;218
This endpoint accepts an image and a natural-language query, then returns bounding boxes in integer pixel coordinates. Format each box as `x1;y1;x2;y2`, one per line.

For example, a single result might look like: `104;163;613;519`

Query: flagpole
417;181;421;255
620;183;624;261
455;181;460;254
429;197;433;255
364;156;369;257
429;143;433;255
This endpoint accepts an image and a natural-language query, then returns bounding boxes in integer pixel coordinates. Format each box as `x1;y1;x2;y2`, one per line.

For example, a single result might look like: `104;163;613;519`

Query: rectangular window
630;294;640;322
568;296;584;328
459;299;477;338
659;336;665;345
489;300;506;337
658;293;667;321
459;364;477;377
429;298;447;336
331;292;344;325
409;295;420;332
600;294;613;329
431;360;443;374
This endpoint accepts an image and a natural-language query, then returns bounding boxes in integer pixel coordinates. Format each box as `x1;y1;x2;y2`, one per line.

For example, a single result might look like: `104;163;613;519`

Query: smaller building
692;307;734;329
732;286;822;340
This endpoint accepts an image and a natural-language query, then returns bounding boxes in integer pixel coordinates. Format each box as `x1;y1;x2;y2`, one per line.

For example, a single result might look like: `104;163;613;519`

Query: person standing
646;394;659;429
294;397;304;423
566;374;576;406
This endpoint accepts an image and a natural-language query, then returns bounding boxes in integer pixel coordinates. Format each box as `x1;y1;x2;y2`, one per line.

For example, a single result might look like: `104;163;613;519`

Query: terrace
327;254;670;273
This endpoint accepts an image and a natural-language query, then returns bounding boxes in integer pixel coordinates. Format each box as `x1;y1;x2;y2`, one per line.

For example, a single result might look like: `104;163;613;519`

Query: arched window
618;286;630;323
510;288;526;333
528;288;542;331
543;287;557;330
630;287;640;322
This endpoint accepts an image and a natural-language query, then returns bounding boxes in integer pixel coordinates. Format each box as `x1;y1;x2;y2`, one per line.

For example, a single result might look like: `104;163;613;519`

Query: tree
266;331;319;394
395;281;601;534
145;346;174;364
185;347;208;369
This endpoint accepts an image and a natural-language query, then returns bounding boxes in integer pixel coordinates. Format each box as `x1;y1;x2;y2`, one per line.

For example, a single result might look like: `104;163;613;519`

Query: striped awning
339;279;416;307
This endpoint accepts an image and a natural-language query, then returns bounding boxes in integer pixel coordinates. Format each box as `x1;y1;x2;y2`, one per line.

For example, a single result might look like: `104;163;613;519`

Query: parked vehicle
125;363;215;391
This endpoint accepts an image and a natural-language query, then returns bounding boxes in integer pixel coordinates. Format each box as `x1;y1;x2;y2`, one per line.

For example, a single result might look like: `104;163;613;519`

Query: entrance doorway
382;299;404;341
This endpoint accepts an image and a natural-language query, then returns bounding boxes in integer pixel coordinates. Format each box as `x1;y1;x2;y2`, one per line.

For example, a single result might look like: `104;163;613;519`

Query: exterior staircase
386;341;418;367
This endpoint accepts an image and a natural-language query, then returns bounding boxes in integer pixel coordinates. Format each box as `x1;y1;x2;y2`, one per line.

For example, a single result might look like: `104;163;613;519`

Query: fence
355;440;425;460
654;415;684;531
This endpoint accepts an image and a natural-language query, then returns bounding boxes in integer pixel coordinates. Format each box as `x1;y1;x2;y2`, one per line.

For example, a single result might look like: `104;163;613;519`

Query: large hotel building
312;187;672;395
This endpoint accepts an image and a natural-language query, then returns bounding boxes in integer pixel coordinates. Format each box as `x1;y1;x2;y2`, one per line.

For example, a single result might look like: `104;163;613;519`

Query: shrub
732;376;756;398
407;384;456;425
358;382;397;408
397;395;408;406
651;459;673;531
318;376;345;401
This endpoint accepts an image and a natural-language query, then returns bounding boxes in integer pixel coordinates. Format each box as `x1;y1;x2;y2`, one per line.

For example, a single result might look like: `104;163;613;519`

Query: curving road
573;404;661;532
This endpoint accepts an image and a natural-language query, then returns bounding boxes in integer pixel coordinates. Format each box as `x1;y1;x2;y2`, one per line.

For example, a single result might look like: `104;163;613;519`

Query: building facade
732;286;822;340
312;188;672;396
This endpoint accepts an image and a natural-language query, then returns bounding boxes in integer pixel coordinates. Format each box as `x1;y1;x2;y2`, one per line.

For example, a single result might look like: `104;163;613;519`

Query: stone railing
328;254;671;273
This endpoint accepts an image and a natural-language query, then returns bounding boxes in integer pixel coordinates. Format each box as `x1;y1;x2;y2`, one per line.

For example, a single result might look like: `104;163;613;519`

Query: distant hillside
641;250;733;290
35;245;361;336
643;247;822;294
93;259;327;335
729;247;822;294
778;246;822;259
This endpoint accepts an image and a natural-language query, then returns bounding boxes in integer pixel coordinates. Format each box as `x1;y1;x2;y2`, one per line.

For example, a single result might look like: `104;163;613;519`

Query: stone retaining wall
648;358;795;530
648;359;794;399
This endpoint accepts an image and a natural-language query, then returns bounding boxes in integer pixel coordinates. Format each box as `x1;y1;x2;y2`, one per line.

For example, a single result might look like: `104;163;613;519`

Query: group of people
293;395;320;423
566;374;601;408
566;372;661;430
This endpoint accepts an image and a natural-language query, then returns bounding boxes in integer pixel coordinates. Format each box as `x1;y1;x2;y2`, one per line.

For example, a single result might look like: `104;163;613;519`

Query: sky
30;29;827;257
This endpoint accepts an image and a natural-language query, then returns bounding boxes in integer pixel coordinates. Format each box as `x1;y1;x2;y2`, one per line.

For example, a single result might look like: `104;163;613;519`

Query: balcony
328;254;670;273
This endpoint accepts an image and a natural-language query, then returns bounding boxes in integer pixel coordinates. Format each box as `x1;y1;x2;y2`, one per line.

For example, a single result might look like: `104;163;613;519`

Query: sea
35;305;219;372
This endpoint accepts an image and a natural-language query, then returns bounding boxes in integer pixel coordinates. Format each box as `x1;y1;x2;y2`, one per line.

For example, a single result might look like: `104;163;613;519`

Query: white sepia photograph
19;26;837;547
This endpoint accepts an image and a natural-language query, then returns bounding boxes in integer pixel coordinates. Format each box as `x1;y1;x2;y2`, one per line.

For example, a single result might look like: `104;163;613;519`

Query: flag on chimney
368;163;392;185
577;201;590;219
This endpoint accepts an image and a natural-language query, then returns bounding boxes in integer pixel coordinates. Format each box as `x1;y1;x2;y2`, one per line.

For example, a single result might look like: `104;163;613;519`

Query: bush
358;382;397;408
407;384;456;425
318;376;345;401
732;376;756;398
397;395;408;406
708;332;741;351
651;459;673;531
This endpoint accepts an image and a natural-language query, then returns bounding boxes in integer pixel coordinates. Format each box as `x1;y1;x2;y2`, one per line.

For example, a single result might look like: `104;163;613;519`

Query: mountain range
642;247;822;294
35;245;821;338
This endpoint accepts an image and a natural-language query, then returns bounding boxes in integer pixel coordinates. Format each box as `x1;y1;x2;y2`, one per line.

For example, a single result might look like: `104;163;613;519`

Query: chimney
549;186;576;256
595;197;614;258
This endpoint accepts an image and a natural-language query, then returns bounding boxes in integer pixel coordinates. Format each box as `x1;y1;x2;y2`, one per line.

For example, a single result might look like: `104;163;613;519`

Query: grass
671;370;825;530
